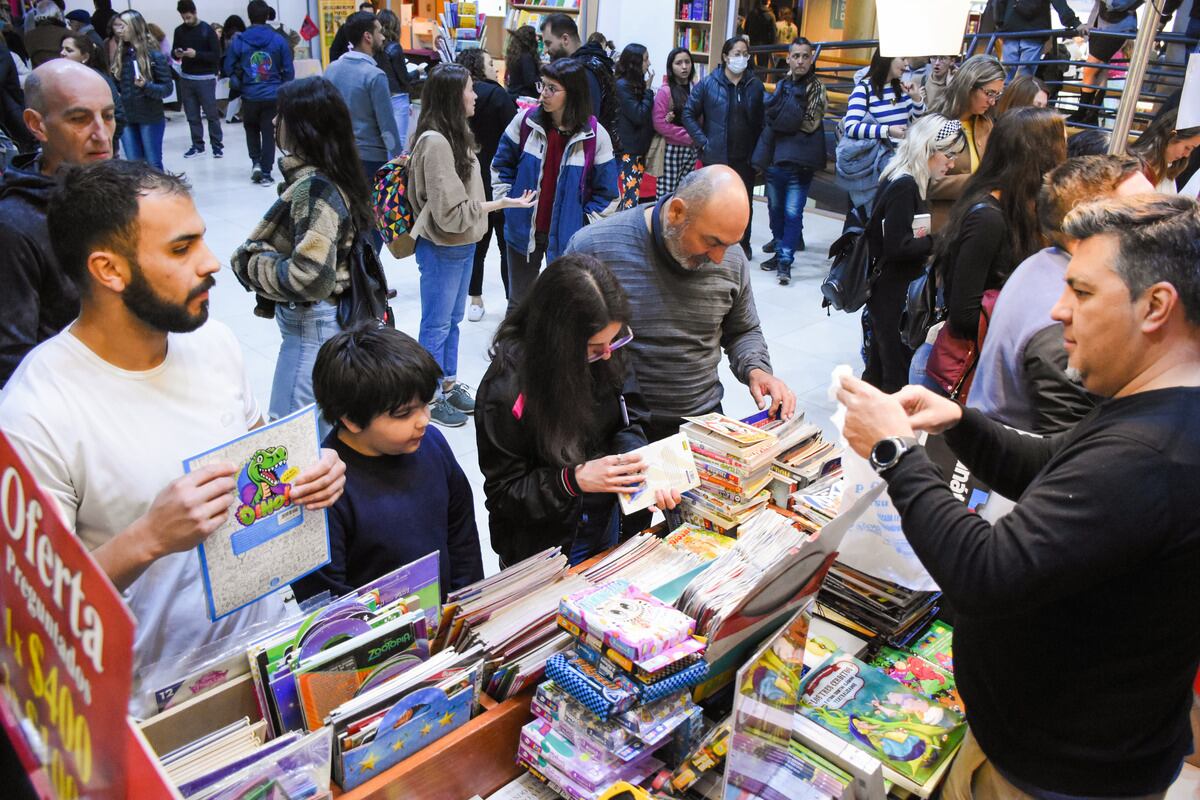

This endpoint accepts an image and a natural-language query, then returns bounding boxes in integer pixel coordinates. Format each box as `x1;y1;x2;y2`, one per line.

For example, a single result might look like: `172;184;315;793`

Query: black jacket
374;40;410;94
995;0;1081;32
570;42;620;149
0;156;80;387
683;68;765;166
115;48;173;124
506;51;540;100
753;73;827;172
172;20;222;76
329;23;350;63
0;38;31;152
475;345;650;566
614;77;654;156
469;78;517;171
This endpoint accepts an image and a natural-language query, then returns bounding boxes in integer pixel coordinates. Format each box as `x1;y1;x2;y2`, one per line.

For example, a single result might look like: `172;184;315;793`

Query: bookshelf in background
674;0;727;80
504;0;585;34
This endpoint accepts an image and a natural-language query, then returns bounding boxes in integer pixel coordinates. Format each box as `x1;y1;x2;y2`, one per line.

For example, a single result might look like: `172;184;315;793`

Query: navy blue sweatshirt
291;426;484;602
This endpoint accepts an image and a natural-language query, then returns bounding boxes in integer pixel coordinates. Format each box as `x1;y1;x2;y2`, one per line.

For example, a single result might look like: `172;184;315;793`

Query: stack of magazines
677;413;783;534
816;561;941;647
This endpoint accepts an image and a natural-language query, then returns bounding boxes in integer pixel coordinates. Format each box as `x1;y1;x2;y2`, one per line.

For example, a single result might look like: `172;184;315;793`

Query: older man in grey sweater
325;12;401;177
565;166;795;441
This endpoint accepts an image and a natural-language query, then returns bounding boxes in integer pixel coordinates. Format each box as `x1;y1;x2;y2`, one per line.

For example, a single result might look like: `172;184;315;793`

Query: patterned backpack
372;155;417;259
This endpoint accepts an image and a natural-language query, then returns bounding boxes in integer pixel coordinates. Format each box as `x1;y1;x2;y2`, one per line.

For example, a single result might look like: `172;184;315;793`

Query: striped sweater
230;157;354;304
841;82;924;140
564;206;771;424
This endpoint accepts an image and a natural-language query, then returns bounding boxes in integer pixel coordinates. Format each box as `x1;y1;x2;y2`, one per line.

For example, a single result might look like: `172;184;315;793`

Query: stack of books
678;413;783;534
816;562;941;647
518;580;711;799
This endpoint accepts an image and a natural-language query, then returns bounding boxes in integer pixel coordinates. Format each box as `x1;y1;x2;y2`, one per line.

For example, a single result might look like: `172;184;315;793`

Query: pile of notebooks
815;561;942;647
519;580;712;799
161;724;332;800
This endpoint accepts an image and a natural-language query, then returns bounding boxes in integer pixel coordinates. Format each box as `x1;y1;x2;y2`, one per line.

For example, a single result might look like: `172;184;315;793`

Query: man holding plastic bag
837;194;1200;799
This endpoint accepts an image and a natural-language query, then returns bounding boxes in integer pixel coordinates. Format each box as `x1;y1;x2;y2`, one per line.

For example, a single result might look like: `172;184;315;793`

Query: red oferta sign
0;432;136;798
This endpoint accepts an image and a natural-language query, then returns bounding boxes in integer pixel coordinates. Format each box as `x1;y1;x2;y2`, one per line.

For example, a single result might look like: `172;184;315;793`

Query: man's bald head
660;165;750;270
24;59;116;173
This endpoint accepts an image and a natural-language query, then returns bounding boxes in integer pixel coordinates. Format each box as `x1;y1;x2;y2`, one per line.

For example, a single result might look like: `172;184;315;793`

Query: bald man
0;59;115;387
565;165;795;442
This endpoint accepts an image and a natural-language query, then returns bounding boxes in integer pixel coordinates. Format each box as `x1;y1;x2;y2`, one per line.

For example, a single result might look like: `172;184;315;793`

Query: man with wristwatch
836;194;1200;799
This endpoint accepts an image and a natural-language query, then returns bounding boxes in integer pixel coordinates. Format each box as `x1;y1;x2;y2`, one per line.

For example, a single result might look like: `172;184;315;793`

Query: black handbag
900;261;943;349
337;231;395;329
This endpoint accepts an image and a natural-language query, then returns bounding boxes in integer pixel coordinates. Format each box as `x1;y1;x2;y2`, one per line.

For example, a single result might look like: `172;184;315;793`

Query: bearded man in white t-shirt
0;160;347;713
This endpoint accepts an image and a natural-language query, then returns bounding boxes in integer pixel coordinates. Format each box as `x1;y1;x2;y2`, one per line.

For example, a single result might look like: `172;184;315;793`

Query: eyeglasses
535;81;563;97
978;87;1003;101
587;326;634;362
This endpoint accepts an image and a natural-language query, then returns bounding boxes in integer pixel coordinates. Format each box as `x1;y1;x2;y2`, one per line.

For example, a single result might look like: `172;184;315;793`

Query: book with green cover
868;646;963;714
797;654;965;786
912;620;954;673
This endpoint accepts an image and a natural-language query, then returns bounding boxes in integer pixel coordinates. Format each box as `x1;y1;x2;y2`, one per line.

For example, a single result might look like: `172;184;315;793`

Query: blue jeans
416;237;476;395
1002;36;1044;79
121;120;166;170
270;301;342;436
390;93;410;153
765;166;813;274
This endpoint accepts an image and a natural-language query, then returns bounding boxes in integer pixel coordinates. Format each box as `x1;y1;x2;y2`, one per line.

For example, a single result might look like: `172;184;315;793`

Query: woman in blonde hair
927;54;1005;229
110;10;172;169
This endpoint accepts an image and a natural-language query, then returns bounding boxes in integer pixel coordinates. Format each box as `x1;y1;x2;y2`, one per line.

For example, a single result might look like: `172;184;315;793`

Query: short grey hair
1063;194;1200;325
35;0;63;23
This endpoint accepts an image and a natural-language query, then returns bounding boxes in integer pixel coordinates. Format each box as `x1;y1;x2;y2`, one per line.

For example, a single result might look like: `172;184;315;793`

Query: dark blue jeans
121;120;165;170
765;166;813;274
179;77;222;149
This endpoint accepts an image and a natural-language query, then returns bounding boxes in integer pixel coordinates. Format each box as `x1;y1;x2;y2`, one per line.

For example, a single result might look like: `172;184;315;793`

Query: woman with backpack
231;77;374;428
862;114;964;392
653;47;700;196
491;58;619;313
110;10;171;169
836;49;925;213
925;107;1065;398
682;36;765;259
613;43;655;210
375;9;412;154
408;64;536;427
927;54;1006;229
752;37;827;286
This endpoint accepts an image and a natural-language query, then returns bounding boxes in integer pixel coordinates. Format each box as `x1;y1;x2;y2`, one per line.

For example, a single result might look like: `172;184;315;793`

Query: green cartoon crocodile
242;446;289;507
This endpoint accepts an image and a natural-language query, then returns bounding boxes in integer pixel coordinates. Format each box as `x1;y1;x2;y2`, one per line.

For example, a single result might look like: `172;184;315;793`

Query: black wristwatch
869;436;919;475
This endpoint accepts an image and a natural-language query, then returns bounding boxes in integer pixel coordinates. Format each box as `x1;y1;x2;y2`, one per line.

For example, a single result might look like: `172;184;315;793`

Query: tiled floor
167;115;862;576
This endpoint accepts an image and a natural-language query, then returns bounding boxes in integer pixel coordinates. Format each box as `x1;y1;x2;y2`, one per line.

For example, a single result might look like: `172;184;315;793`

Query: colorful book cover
911;621;954;673
356;551;442;635
797;655;965;785
868;646;963;713
185;405;329;620
558;579;696;662
618;433;701;514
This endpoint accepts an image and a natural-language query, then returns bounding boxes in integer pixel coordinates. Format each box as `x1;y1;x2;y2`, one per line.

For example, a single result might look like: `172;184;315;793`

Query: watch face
874;438;899;465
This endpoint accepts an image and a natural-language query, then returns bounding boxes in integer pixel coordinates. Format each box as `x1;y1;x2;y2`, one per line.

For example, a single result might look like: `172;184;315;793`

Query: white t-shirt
0;321;288;712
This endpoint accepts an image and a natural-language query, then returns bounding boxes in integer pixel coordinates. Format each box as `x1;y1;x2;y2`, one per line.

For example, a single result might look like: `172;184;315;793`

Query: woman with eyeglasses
863;114;965;392
926;54;1006;230
491;58;619;313
475;254;678;567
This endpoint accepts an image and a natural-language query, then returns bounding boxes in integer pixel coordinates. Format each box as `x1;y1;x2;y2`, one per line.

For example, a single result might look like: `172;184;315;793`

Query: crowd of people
0;0;1199;795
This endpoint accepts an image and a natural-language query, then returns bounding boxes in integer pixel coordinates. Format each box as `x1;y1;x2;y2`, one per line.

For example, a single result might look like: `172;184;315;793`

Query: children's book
558;579;696;663
867;646;962;713
184;405;330;620
797;654;965;787
911;621;954;673
617;433;701;515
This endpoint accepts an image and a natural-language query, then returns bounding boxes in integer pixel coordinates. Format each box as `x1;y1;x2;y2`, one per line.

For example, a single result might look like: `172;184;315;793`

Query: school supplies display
183;405;329;621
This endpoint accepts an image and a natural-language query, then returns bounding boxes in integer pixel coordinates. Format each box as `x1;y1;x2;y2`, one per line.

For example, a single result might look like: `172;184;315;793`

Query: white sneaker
467;301;484;322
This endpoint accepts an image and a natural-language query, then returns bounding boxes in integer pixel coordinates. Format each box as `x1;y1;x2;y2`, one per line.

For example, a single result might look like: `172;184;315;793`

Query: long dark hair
377;8;400;43
221;14;245;46
413;64;479;184
505;25;538;87
275;77;374;233
63;33;109;75
865;49;903;101
1130;107;1200;185
491;254;632;466
934;106;1067;274
538;58;592;134
664;47;695;120
614;43;647;96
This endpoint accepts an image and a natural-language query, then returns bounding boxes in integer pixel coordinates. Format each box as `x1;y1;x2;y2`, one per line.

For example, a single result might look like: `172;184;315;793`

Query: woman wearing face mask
491;58;619;313
752;37;826;286
613;43;655;209
476;253;677;567
682;37;765;260
109;10;171;169
927;54;1006;229
863;114;965;392
231;77;374;430
652;47;699;196
61;33;125;147
407;64;536;428
456;48;518;323
837;49;925;213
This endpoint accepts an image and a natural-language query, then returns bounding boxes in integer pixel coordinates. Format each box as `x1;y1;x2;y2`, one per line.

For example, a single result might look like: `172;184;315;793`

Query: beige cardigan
408;131;488;246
